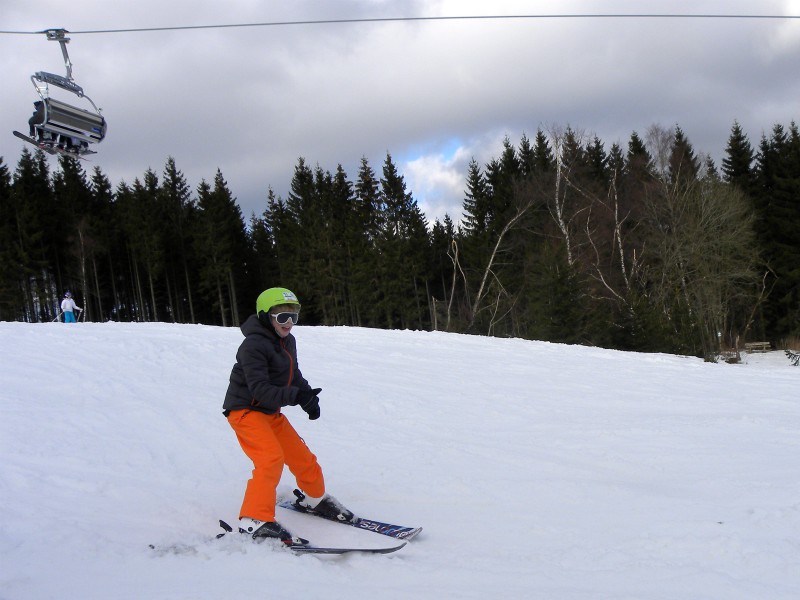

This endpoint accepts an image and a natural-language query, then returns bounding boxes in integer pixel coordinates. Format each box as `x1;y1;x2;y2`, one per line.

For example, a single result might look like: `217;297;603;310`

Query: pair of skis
216;519;406;555
152;500;421;556
13;130;95;159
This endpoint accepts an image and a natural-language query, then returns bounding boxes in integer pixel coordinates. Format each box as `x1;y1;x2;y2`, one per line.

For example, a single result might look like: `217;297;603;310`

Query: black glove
295;387;322;420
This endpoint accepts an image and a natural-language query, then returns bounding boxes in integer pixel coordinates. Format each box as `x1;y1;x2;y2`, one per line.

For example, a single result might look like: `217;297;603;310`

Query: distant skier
222;287;354;545
60;291;82;323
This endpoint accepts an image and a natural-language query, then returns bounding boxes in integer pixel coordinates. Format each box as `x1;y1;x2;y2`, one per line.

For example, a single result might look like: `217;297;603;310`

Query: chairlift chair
13;29;107;157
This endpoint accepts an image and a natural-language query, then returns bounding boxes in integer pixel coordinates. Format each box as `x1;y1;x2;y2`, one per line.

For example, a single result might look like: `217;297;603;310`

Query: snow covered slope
1;322;798;599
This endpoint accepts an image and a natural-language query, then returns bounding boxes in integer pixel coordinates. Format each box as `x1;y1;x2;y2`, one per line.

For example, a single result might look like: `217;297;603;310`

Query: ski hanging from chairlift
13;28;107;159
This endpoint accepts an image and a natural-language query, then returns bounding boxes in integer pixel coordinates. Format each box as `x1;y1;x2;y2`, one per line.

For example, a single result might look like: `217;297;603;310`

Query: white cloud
763;0;800;58
403;149;465;225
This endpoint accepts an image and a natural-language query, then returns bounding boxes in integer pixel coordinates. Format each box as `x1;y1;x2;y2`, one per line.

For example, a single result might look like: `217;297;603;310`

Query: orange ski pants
227;409;325;522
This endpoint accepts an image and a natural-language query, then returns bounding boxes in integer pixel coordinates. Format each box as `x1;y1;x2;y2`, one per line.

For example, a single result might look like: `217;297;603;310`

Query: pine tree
194;170;249;326
428;215;459;330
250;188;282;289
484;137;521;233
307;165;339;323
351;157;382;326
88;166;117;320
722;121;755;193
113;181;141;320
561;127;586;171
625;131;653;180
668;126;700;187
607;142;625;183
53;155;95;318
11;149;54;321
0;156;21;320
327;164;357;324
159;157;197;323
620;130;654;254
518;133;535;178
132;170;165;321
256;188;293;289
532;129;555;173
754;123;800;338
619;130;655;286
461;158;490;236
284;158;318;308
585;136;609;185
462;135;548;336
378;153;430;329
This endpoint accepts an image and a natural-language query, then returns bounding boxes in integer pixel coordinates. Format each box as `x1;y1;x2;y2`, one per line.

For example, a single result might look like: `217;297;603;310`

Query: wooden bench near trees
744;341;771;353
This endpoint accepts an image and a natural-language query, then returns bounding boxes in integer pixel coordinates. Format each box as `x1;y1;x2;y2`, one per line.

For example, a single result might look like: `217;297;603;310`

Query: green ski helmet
256;287;301;319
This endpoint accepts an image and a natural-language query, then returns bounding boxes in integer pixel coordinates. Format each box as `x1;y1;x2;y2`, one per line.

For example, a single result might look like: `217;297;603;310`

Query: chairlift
13;29;107;158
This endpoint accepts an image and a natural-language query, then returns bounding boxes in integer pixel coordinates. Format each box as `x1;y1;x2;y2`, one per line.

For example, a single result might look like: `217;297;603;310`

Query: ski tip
289;541;407;555
368;541;407;554
216;519;233;538
219;519;233;532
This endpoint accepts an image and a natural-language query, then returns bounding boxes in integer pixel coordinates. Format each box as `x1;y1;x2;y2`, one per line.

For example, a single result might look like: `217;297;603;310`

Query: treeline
1;120;798;359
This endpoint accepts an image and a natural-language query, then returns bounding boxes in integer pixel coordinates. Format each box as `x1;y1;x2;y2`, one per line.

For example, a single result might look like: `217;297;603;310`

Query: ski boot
293;489;356;523
239;517;308;546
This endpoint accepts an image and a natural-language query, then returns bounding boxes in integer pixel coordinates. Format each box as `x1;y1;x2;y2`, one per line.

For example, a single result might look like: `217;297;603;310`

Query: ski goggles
270;312;300;325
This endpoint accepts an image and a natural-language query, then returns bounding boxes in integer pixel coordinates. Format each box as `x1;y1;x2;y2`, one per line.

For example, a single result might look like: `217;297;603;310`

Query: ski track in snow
1;321;798;599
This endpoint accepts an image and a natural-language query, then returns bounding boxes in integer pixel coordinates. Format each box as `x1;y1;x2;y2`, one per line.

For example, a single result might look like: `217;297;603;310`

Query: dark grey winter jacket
222;314;312;415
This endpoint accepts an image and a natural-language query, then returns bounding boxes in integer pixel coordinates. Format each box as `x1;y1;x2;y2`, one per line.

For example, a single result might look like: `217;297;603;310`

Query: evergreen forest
1;121;798;360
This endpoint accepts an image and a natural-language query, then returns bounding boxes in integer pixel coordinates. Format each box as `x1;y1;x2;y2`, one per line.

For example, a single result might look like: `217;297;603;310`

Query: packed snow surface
1;321;798;599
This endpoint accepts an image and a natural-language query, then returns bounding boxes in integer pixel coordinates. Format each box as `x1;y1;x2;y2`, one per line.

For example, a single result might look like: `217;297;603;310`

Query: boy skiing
223;287;353;545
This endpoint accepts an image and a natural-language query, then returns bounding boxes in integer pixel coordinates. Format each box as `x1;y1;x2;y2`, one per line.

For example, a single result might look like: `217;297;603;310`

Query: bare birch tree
644;172;759;358
547;125;590;266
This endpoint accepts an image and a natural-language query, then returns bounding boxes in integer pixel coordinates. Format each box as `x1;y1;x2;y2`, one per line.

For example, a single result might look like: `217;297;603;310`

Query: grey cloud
2;0;798;225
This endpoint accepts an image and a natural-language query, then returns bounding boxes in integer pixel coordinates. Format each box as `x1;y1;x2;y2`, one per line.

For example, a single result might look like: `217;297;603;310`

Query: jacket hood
241;314;271;336
240;313;283;342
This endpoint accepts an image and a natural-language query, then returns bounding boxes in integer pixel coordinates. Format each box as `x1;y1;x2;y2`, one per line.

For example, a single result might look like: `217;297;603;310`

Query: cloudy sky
2;0;799;226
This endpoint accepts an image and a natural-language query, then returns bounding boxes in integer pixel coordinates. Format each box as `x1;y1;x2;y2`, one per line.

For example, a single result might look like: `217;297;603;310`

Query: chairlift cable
6;11;799;158
0;12;799;36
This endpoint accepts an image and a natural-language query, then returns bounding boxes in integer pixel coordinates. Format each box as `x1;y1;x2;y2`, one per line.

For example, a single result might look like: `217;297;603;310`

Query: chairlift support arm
33;28;85;98
44;28;74;81
31;28;100;111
